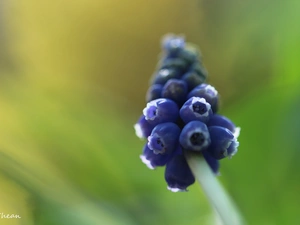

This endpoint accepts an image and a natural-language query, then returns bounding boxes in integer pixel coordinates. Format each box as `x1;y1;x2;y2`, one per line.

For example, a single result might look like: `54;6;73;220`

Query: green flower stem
185;151;246;225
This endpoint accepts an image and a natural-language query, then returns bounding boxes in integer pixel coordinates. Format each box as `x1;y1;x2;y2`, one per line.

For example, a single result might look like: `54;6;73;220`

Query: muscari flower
161;79;188;105
143;98;179;125
165;153;195;192
147;122;181;155
179;121;211;152
179;97;212;124
135;34;240;192
206;126;239;159
188;83;219;113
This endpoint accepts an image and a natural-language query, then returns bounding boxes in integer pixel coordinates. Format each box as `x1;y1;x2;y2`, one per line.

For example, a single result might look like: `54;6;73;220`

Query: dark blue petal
161;79;188;105
143;98;179;125
165;154;195;192
147;122;181;155
151;69;180;85
146;84;163;102
207;126;239;160
180;97;212;124
188;84;219;113
207;114;236;133
134;115;155;139
140;145;172;169
202;151;220;174
179;121;211;152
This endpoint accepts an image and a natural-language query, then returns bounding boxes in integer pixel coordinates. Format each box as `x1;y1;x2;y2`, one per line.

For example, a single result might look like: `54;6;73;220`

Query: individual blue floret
180;97;212;124
134;115;155;139
188;84;219;113
179;121;211;152
161;79;188;105
140;144;173;169
151;69;180;85
164;153;195;192
202;151;220;175
207;126;239;160
146;84;163;102
147;122;181;155
207;114;236;133
143;98;179;125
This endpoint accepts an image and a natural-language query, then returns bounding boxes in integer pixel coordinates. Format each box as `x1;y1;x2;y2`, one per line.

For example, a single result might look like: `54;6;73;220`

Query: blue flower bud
180;97;212;124
161;34;185;55
182;71;206;91
177;46;199;65
179;121;211;152
161;79;188;105
143;98;179;125
147;122;181;155
188;84;219;113
190;62;207;77
152;69;179;85
207;126;239;160
140;144;172;169
134;115;155;139
207;114;236;133
146;84;163;102
202;151;220;175
159;58;188;73
165;154;195;192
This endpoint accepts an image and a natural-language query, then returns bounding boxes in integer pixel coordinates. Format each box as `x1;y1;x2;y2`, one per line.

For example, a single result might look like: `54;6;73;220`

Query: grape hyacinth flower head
179;121;211;152
147;122;181;155
207;126;239;160
135;34;241;199
165;154;195;192
188;84;219;113
161;79;188;105
143;98;179;125
134;115;155;139
146;84;163;102
180;97;212;124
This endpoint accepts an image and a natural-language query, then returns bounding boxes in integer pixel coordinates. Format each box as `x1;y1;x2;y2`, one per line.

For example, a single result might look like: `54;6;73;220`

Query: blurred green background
0;0;300;224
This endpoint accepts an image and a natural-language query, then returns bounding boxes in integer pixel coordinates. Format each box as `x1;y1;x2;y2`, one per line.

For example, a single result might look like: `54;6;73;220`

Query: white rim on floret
204;84;218;97
143;99;166;120
187;126;210;149
134;123;144;139
189;97;211;117
140;155;154;170
167;186;187;192
228;127;241;159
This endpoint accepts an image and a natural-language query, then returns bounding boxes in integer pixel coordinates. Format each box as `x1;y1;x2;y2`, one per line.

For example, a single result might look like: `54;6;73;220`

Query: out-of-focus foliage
0;0;300;225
